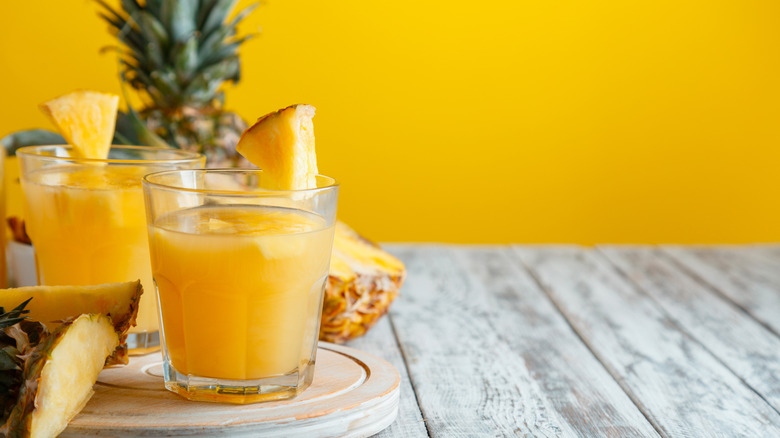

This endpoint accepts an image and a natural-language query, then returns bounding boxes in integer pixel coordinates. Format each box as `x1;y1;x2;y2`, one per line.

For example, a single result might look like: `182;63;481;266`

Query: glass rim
16;145;204;165
142;168;339;196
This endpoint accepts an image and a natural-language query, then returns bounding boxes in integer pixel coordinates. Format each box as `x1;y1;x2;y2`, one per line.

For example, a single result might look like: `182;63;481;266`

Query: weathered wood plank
599;246;780;412
347;316;428;437
662;246;780;335
454;248;659;437
515;246;780;437
385;245;658;437
742;244;780;263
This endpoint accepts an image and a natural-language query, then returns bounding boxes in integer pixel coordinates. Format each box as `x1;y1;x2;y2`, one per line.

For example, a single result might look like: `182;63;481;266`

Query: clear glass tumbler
142;169;338;403
17;146;205;351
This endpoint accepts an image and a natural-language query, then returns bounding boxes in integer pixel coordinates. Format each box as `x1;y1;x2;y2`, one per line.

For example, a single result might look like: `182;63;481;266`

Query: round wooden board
62;343;400;438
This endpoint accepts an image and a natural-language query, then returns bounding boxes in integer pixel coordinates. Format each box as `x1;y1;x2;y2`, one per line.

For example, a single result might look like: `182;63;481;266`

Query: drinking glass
17;145;205;351
143;169;338;403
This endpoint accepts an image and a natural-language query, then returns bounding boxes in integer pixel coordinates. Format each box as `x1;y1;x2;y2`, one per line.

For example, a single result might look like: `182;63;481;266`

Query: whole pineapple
98;0;254;167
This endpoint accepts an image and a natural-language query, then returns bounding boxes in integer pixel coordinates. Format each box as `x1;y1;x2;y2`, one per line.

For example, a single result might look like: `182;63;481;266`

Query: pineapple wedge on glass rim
39;90;119;160
236;104;318;191
236;104;406;343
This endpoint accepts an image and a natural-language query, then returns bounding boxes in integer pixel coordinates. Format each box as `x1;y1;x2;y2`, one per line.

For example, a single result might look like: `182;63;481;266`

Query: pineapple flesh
236;105;405;343
39;91;119;160
236;104;318;190
2;314;119;438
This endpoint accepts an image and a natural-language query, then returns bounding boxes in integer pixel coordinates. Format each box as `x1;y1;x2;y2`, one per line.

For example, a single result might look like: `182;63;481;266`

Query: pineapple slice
39;90;119;160
236;104;318;190
0;281;143;365
2;314;119;438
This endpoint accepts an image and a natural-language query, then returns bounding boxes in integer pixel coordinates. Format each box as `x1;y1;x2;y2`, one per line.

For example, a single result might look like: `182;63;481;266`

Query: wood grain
456;247;659;437
599;246;780;412
386;245;657;437
63;343;399;437
515;246;780;437
347;316;428;437
662;246;780;336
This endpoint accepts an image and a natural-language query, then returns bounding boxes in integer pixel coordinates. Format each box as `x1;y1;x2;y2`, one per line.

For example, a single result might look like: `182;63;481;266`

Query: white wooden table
349;245;780;437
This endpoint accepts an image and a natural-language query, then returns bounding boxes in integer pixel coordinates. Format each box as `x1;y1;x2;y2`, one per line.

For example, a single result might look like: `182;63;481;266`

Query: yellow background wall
2;0;779;244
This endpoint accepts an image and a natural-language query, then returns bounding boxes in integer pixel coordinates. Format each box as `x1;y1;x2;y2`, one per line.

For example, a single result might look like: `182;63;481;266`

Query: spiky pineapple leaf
139;11;171;48
199;0;238;40
0;349;18;371
114;111;142;145
227;2;259;31
98;0;256;111
168;0;198;42
0;316;48;429
0;299;32;329
138;11;170;51
121;105;172;149
173;36;199;82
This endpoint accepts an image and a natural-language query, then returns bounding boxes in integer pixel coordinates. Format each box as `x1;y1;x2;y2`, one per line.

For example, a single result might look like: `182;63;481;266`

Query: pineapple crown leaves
0;299;32;330
97;0;258;110
0;299;47;427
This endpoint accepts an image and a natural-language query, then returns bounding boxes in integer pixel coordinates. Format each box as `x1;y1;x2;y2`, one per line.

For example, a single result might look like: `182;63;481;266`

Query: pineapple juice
22;165;159;333
150;205;334;380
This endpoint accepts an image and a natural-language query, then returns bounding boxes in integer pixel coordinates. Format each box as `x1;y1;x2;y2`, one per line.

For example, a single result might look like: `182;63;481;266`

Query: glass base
126;331;161;355
163;360;315;404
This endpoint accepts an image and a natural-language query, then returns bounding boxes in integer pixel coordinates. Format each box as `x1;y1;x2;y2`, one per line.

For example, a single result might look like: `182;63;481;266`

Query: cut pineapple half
0;281;142;365
236;104;318;190
3;314;119;438
40;90;119;160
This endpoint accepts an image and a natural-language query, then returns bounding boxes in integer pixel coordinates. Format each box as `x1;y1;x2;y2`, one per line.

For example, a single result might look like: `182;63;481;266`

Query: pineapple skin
320;222;406;343
0;320;47;429
1;314;119;438
2;333;47;437
143;107;250;168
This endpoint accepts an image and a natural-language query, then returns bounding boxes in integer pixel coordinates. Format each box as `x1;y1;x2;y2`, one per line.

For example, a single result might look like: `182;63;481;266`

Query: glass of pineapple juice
17;146;205;351
142;169;338;403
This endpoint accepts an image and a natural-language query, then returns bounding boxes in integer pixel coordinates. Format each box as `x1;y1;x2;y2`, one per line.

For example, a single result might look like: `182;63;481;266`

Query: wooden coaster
62;343;400;438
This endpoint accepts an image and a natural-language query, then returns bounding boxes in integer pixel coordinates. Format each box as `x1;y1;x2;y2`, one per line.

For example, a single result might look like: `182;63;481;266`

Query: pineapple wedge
236;104;318;190
0;281;142;365
39;90;119;160
1;314;119;438
236;105;406;343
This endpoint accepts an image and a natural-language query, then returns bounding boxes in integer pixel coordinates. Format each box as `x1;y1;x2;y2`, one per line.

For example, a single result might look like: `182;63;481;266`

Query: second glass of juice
17;146;205;350
143;169;338;403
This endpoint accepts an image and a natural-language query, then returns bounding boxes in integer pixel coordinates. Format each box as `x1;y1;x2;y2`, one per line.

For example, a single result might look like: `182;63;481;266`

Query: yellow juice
150;205;334;380
21;165;158;333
